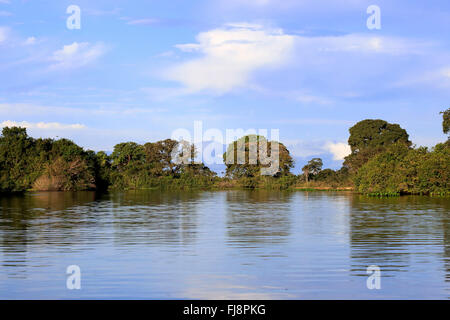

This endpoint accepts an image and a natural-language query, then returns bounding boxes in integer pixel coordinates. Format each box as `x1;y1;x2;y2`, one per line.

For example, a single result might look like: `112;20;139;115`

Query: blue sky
1;0;449;172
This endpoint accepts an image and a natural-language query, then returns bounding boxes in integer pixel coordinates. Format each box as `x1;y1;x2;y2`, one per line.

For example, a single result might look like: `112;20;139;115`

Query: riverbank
1;123;448;196
294;186;354;191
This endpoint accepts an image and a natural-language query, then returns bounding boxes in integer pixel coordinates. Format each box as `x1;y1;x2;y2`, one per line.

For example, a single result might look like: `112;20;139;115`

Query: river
0;190;448;299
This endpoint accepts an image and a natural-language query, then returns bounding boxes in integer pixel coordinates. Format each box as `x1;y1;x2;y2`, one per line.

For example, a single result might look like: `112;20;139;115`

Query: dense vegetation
0;127;97;192
221;135;295;189
0;109;448;195
351;109;449;196
343;119;412;174
354;142;449;196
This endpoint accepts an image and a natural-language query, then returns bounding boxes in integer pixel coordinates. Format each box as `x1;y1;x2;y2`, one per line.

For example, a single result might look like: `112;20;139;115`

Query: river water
0;190;448;299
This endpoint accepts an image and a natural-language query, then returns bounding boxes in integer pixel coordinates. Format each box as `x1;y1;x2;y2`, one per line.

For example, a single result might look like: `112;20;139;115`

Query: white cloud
0;10;12;16
325;142;351;160
164;22;428;95
166;23;296;94
50;42;107;70
0;0;10;4
1;120;86;130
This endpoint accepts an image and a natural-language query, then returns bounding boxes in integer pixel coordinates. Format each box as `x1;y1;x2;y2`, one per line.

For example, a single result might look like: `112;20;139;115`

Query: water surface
0;190;448;299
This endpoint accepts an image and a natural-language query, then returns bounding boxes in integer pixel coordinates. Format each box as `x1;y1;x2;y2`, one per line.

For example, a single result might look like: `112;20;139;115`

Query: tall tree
111;142;145;169
144;139;180;175
0;127;36;191
344;119;411;172
302;158;323;182
223;135;293;178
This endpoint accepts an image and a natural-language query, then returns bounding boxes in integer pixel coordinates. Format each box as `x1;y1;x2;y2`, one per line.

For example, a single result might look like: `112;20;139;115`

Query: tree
108;139;215;190
93;151;111;190
32;156;95;191
302;158;323;182
441;108;450;137
354;142;449;195
0;127;100;192
223;135;293;179
0;127;36;191
344;119;411;172
50;138;85;162
144;139;179;175
111;142;145;169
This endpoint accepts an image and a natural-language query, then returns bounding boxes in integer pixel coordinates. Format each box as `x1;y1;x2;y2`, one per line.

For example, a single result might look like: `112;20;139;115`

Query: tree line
0;109;448;195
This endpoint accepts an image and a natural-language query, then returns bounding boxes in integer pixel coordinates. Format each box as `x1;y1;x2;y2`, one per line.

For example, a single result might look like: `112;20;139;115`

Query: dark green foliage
107;139;217;190
314;167;351;187
0;127;96;192
91;151;111;190
355;143;449;195
301;158;323;182
1;111;449;196
0;128;218;192
143;139;179;175
221;135;295;189
0;127;38;191
350;114;448;196
344;119;411;172
347;119;411;152
223;135;294;180
441;108;450;136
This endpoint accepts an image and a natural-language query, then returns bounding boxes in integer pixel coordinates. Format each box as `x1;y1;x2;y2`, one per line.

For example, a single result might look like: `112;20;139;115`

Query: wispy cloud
296;33;431;55
0;102;166;117
219;0;388;11
393;66;450;89
49;42;107;70
0;10;12;16
273;118;352;126
1;120;86;130
294;93;333;105
127;18;158;25
85;7;121;16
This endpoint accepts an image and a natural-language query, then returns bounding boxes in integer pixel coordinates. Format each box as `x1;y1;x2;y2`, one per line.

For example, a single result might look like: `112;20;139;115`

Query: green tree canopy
0;127;97;192
302;158;323;182
344;119;411;172
111;142;145;169
354;142;449;195
144;139;179;175
223;135;293;178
